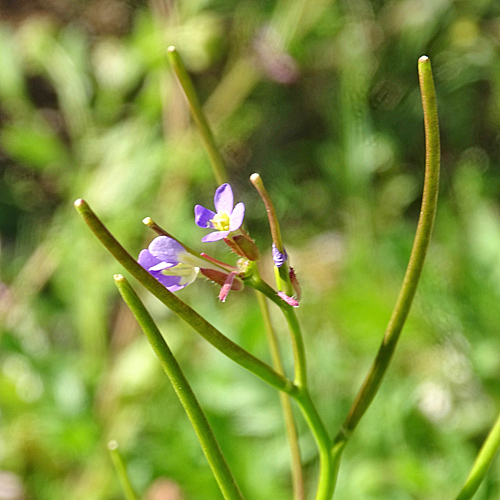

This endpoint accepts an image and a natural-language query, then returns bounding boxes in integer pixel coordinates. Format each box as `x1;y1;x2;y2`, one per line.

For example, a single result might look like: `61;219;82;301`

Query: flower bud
224;235;260;261
199;268;244;291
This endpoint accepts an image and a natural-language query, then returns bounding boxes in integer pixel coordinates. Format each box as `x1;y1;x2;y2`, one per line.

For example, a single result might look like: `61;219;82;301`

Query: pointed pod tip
250;173;264;190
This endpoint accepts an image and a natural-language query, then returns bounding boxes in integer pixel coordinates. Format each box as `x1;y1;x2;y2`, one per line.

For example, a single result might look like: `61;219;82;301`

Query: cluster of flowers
139;183;299;305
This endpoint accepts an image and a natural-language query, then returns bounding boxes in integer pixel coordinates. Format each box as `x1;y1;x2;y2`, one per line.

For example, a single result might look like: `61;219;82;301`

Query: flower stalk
245;265;336;500
167;50;305;499
256;293;305;500
243;264;307;388
249;173;285;254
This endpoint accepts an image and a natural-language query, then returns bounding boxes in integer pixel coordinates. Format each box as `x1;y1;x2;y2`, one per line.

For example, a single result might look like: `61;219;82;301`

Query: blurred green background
1;0;500;499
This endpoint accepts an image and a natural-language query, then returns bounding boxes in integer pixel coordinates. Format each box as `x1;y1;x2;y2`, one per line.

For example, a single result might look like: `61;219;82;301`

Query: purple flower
138;235;244;299
195;183;245;242
138;236;203;291
272;244;288;267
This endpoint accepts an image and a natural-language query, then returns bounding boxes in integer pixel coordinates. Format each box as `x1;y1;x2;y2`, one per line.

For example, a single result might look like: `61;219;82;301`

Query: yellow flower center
211;212;231;232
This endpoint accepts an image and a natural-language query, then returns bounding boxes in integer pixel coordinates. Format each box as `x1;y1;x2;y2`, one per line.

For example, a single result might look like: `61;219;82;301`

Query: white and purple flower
138;235;243;299
194;183;245;242
138;236;202;291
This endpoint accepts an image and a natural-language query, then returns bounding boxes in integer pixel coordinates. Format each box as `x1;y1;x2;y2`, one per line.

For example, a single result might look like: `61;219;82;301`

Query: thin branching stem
74;199;293;394
256;293;305;500
250;173;294;297
165;52;306;497
246;270;334;500
293;388;334;500
246;269;307;388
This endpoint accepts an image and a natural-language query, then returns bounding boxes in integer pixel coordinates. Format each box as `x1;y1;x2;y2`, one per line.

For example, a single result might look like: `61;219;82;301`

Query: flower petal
138;249;160;269
219;271;238;302
195;205;215;228
139;239;200;292
214;183;234;214
149;236;184;263
202;231;229;242
160;263;199;287
277;291;299;307
139;249;185;290
229;202;245;231
156;274;185;291
272;244;288;267
149;261;175;272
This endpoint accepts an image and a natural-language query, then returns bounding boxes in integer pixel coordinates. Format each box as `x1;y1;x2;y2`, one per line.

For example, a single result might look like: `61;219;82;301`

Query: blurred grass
1;0;500;499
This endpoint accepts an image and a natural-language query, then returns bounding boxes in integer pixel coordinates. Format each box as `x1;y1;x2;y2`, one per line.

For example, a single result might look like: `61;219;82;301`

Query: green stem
250;173;285;254
247;269;334;499
107;441;139;500
74;199;293;394
167;46;228;186
250;173;293;297
155;51;306;498
332;55;440;456
283;307;308;389
245;268;307;388
256;293;305;500
455;411;500;500
114;276;244;500
293;388;335;500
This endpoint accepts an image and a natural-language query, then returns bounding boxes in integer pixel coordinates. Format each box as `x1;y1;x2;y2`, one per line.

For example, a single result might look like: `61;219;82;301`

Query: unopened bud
199;268;244;291
224;235;260;261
